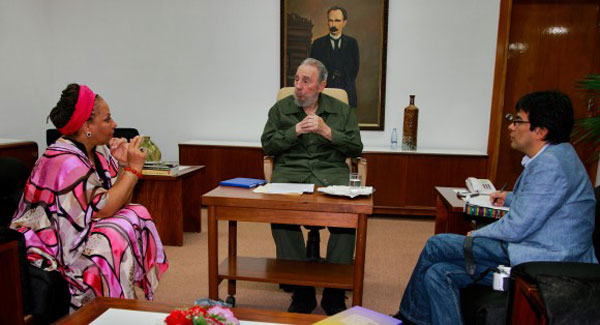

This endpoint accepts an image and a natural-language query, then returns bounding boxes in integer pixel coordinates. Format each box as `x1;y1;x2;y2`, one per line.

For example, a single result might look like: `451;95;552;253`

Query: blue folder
219;177;266;188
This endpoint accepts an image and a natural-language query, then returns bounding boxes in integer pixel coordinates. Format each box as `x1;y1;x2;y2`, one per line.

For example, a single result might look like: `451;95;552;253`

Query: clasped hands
295;114;332;139
109;135;147;172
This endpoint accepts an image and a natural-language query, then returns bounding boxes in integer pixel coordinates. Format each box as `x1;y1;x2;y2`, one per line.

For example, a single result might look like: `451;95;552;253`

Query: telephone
465;177;496;195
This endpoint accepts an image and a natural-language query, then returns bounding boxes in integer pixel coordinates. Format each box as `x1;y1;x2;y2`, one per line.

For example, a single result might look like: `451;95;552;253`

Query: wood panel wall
179;144;488;216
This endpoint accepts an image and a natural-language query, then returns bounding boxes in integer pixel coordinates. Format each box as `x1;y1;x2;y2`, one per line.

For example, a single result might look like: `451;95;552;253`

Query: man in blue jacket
394;90;597;325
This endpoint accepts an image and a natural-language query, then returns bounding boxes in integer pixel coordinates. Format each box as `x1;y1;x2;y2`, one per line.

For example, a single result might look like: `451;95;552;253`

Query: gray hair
300;58;328;84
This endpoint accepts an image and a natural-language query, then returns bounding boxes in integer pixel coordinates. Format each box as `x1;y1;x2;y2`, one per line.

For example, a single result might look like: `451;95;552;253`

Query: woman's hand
109;137;129;166
127;136;147;172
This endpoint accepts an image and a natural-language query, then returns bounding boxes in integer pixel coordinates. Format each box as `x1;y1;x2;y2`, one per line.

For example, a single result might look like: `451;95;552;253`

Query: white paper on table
253;183;314;194
317;185;374;198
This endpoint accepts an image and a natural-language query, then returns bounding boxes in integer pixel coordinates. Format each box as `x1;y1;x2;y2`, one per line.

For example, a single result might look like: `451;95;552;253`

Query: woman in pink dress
10;83;168;310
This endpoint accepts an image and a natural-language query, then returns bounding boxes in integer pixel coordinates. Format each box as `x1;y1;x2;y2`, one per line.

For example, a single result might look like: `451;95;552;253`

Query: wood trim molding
486;0;513;182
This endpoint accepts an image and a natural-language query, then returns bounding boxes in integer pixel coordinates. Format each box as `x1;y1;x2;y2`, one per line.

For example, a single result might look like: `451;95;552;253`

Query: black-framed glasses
505;113;531;126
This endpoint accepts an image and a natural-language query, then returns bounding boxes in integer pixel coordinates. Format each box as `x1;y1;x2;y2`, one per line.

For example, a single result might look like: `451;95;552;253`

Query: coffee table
54;297;325;324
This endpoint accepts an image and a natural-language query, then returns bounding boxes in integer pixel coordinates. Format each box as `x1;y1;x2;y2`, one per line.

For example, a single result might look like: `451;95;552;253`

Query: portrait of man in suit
282;0;388;129
309;6;360;108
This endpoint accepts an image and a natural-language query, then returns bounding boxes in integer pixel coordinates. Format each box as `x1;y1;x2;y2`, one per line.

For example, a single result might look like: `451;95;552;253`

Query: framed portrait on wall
280;0;389;130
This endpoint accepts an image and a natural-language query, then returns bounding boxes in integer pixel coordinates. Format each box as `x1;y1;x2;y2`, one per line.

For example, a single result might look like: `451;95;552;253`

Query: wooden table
132;165;205;246
54;297;325;324
434;186;473;235
202;186;373;306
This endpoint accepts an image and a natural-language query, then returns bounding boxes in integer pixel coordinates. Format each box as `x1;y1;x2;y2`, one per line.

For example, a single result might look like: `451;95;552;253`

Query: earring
86;131;92;138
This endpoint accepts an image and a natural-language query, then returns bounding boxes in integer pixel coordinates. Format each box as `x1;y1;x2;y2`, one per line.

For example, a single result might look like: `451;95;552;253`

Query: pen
497;183;507;193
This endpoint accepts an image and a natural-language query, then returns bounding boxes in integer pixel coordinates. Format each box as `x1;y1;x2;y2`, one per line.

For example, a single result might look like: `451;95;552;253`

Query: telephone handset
465;177;496;195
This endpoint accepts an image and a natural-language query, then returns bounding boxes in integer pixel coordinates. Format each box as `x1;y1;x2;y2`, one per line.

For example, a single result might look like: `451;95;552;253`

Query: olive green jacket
261;93;363;186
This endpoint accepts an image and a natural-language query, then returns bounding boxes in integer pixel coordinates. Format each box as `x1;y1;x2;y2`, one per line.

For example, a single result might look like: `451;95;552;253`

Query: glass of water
349;173;361;195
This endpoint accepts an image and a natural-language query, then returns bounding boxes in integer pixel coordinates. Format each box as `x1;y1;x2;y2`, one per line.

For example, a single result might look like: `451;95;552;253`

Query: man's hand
109;137;129;167
490;191;507;206
295;115;332;140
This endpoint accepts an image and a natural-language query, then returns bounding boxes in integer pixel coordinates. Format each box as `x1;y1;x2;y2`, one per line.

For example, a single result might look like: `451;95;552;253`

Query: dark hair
327;6;348;20
515;90;574;144
47;83;97;129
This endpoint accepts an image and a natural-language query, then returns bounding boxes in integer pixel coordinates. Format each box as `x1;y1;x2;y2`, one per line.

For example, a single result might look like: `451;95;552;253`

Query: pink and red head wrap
58;85;96;135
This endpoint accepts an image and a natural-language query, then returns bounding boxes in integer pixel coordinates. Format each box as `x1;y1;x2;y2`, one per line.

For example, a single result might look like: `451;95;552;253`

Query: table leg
448;210;472;235
208;206;218;300
352;214;367;306
227;221;237;299
182;171;203;233
434;195;449;234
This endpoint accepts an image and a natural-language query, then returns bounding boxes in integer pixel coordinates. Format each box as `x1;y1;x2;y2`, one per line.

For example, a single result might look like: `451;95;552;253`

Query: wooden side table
132;165;205;246
434;186;473;235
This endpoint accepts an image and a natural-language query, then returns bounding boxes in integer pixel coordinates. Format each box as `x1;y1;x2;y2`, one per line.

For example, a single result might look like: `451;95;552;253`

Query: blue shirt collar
521;143;549;167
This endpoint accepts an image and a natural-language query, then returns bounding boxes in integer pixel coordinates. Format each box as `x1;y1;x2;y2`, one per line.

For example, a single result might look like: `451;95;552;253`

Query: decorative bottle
390;128;398;149
402;95;419;150
141;136;162;162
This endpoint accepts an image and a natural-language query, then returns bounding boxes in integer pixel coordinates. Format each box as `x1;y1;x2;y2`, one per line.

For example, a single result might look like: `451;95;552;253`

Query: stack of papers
318;186;374;198
253;183;314;194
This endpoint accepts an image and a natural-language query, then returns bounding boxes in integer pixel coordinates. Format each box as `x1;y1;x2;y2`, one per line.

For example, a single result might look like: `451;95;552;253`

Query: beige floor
151;209;434;316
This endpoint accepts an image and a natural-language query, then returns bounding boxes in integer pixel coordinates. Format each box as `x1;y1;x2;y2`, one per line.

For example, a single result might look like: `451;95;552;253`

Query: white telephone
465;177;496;195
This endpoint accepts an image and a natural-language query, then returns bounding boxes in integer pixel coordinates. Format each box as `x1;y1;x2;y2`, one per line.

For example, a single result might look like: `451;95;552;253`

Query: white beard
293;92;319;108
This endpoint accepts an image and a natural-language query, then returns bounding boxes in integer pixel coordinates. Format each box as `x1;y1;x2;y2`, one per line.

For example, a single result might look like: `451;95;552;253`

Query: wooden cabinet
364;152;487;215
0;140;38;172
179;142;488;216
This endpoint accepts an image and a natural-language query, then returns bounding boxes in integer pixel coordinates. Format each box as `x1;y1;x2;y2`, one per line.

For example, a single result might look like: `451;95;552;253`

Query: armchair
0;157;70;324
46;127;140;146
461;186;600;324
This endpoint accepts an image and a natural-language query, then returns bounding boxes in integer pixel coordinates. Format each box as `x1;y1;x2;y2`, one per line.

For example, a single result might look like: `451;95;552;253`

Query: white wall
0;0;501;161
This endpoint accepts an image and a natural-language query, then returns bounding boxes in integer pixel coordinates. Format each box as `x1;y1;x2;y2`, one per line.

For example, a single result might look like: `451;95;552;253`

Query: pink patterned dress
10;138;168;310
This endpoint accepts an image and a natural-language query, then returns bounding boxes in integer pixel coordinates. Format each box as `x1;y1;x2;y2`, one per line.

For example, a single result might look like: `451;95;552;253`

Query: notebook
219;177;266;188
464;195;509;219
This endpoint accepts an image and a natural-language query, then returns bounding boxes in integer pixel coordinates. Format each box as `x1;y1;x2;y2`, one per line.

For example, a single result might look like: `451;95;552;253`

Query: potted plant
572;74;600;185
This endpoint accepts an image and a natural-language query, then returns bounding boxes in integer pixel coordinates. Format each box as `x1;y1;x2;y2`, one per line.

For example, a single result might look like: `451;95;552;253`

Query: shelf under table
218;256;354;289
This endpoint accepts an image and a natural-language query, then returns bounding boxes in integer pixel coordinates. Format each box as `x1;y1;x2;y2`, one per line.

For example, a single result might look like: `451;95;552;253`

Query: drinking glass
349;173;361;195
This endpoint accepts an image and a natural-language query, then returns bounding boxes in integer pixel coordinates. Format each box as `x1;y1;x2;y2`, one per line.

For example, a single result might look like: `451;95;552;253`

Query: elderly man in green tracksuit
261;58;363;315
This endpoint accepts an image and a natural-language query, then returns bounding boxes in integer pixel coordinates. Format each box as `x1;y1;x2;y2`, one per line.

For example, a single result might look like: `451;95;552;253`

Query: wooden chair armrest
263;156;274;183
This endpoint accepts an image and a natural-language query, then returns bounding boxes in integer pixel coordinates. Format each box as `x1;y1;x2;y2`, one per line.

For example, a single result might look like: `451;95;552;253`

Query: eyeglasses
505;113;531;126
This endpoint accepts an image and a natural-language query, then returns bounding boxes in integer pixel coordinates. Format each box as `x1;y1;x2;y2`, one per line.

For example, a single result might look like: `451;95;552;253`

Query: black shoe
321;288;347;316
392;311;414;325
288;286;317;314
279;283;296;292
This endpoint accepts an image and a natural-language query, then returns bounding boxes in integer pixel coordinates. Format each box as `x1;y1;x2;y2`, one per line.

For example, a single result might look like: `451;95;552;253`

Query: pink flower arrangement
164;305;240;325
